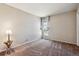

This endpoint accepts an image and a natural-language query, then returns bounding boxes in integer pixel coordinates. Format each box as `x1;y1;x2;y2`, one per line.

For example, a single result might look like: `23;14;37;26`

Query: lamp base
4;40;13;54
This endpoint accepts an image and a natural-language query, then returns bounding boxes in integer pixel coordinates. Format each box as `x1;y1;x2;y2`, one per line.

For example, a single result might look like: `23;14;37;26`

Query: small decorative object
4;30;13;54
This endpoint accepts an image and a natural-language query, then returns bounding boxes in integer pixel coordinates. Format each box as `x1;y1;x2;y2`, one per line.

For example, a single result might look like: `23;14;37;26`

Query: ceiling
6;3;78;17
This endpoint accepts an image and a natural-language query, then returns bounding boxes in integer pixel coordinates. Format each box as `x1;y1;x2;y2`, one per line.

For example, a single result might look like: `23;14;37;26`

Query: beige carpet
0;39;79;56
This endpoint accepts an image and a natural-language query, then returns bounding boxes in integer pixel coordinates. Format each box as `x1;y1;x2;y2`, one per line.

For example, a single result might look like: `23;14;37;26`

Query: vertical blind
40;16;50;39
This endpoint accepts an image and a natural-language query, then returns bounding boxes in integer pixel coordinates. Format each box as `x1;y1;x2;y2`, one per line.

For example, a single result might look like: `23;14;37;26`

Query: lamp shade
6;29;12;35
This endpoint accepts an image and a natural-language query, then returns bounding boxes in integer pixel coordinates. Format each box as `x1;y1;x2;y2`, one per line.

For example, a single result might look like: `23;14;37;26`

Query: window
40;16;50;39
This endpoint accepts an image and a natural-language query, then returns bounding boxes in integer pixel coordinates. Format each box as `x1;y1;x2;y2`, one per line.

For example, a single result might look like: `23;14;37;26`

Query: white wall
77;5;79;46
49;11;76;44
0;4;41;50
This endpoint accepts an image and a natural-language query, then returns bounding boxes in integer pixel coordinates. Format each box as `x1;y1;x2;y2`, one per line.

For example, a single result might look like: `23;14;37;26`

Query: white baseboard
12;39;40;49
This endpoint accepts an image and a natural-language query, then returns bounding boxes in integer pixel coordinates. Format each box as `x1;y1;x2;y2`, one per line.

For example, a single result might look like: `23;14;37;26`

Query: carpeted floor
0;39;79;56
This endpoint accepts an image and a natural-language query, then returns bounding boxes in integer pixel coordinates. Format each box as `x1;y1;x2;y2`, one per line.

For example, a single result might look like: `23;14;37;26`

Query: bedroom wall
49;11;76;44
0;4;41;50
77;5;79;46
